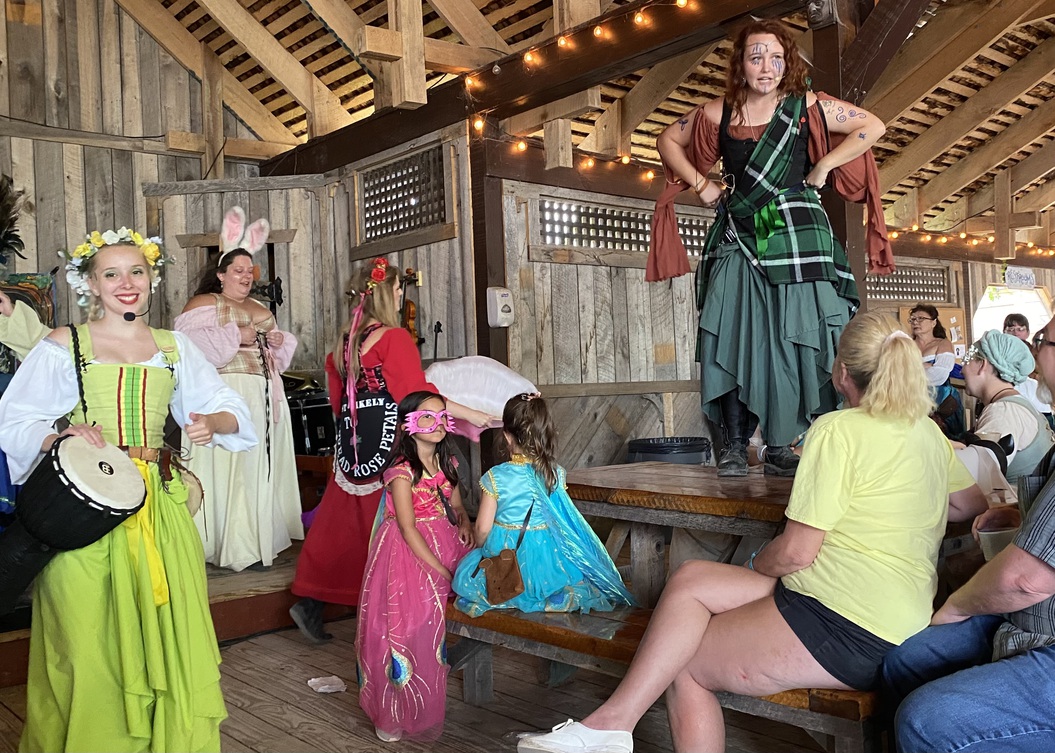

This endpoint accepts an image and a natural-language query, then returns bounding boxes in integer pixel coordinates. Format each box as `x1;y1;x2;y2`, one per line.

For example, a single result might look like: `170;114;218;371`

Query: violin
400;268;426;348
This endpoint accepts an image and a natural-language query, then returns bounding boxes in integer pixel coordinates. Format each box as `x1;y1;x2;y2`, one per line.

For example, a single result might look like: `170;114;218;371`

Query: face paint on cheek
772;58;784;77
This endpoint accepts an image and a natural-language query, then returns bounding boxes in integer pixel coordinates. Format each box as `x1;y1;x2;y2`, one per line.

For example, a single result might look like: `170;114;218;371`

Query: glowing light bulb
959;232;967;239
524;51;535;64
645;170;655;181
988;235;995;243
594;25;603;36
890;231;899;239
620;155;630;164
634;11;645;23
1028;241;1035;248
911;223;919;231
465;77;474;88
676;0;687;7
584;157;595;168
473;118;484;132
972;239;980;246
516;140;527;152
924;235;931;241
558;36;568;47
939;236;948;243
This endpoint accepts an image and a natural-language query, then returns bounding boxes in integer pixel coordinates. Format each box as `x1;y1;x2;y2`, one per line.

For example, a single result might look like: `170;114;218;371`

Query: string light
465;77;474;89
620;155;631;164
524;51;536;64
676;0;687;6
634;11;646;23
645;170;655;181
584;157;596;168
516;140;527;152
911;223;920;231
473;118;484;132
885;227;1055;259
593;25;604;37
558;36;568;47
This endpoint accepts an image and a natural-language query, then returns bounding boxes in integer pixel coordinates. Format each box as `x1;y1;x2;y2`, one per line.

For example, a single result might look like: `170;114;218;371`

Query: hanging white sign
1005;265;1036;290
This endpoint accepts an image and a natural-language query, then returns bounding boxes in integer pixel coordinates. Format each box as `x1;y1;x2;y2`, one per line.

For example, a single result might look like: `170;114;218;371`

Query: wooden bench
445;604;880;753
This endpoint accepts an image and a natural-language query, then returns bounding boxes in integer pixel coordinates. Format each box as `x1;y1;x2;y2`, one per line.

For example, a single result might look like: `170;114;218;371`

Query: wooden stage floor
0;541;825;752
0;620;825;753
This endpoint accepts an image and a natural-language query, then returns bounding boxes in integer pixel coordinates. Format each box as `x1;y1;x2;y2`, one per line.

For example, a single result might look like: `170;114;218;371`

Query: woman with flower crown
288;258;495;643
175;208;303;573
0;229;256;752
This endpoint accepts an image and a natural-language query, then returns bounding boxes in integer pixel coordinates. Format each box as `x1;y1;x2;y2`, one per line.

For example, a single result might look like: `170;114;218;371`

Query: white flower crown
59;227;171;307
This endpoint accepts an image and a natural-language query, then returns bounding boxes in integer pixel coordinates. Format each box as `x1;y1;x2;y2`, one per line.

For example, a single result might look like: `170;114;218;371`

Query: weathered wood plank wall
0;0;260;325
146;126;476;372
501;180;711;468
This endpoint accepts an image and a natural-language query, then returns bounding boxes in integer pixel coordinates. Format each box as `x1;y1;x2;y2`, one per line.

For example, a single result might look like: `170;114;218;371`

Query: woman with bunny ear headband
174;207;304;572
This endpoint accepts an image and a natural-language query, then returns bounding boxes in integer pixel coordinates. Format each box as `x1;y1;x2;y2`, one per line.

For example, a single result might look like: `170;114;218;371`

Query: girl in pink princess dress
356;390;474;743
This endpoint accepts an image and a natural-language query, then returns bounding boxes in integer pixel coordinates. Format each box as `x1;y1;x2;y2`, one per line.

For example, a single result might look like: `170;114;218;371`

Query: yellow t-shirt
781;408;976;645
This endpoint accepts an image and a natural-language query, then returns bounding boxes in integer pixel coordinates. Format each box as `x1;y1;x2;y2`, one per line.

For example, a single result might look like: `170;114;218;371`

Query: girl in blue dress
453;393;634;616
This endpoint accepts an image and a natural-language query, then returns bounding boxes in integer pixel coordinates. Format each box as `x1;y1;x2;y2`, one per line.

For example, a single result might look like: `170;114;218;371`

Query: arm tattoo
858;133;866;139
679;118;689;131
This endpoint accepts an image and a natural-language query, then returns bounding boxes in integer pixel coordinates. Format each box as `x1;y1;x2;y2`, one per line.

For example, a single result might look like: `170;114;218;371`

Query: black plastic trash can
626;436;711;465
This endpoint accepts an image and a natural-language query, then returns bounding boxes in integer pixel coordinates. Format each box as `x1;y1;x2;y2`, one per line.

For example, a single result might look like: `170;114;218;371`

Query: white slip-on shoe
517;720;633;753
375;727;401;742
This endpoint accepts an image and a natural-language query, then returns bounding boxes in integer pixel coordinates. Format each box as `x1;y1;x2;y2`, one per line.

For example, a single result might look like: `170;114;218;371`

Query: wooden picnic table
566;462;793;607
566;461;974;608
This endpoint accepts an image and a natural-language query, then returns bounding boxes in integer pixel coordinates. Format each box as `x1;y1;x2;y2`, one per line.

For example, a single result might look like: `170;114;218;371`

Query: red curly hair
724;19;810;115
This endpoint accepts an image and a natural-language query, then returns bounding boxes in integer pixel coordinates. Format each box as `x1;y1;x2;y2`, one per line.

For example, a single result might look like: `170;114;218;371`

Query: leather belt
120;446;176;482
122;446;161;462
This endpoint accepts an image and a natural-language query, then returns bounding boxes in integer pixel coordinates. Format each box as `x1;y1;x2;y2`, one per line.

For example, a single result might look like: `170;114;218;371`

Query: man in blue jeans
882;316;1055;752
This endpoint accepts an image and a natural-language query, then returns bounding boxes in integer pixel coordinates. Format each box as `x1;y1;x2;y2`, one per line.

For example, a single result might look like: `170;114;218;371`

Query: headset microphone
122;302;151;322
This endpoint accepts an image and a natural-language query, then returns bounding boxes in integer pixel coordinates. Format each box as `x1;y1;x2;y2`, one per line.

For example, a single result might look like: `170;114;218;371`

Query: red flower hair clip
366;257;390;290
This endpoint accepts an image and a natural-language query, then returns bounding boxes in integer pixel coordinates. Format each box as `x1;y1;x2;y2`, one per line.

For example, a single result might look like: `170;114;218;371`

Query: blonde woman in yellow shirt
519;312;988;753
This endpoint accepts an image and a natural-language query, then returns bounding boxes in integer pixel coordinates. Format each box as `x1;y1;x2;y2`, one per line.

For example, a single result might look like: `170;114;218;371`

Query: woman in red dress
289;258;493;642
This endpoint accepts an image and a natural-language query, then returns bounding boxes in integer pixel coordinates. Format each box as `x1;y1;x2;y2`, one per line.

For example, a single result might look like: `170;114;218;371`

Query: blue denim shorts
774;580;895;690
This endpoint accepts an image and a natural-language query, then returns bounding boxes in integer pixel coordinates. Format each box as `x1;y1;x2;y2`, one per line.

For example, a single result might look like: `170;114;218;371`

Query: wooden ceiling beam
113;0;298;145
878;33;1055;194
838;0;931;104
864;0;1046;123
463;0;801;120
501;88;602;136
917;96;1055;211
193;0;353;136
428;0;511;52
376;0;428;109
1018;181;1055;213
264;0;802;175
165;130;292;160
579;43;716;157
1021;0;1055;23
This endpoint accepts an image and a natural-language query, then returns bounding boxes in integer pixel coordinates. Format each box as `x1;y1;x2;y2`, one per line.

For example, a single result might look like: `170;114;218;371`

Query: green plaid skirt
699;241;854;446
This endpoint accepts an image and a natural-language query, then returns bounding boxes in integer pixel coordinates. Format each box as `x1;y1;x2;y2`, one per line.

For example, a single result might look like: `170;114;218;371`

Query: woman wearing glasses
910;303;964;438
647;19;889;478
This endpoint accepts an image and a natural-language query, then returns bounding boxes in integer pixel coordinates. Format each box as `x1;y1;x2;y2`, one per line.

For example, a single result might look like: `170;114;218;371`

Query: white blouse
0;332;258;484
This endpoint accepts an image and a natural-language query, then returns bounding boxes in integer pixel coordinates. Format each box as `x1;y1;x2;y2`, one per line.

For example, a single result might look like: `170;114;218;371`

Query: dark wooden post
809;0;870;310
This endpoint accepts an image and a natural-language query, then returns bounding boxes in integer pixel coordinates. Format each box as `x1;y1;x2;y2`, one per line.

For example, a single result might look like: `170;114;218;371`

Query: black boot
289;598;332;644
717;391;749;477
763;445;800;477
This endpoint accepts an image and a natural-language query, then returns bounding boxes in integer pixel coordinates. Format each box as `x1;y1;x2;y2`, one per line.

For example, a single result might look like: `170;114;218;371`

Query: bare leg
580;561;777;733
666;595;852;752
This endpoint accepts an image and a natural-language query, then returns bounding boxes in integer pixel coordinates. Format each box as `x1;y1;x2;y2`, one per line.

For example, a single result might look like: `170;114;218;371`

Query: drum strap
68;325;90;421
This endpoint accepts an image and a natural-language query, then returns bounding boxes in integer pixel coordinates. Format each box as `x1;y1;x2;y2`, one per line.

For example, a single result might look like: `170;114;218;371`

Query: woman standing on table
289;257;494;643
0;230;255;752
648;18;889;478
175;208;303;572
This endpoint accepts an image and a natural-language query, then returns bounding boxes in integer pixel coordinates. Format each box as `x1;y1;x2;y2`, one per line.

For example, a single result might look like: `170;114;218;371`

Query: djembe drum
0;435;147;613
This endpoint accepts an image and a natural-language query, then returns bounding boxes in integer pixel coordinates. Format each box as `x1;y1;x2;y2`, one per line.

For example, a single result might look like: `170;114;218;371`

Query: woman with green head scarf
963;330;1055;482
